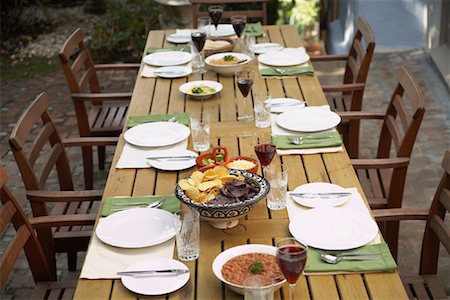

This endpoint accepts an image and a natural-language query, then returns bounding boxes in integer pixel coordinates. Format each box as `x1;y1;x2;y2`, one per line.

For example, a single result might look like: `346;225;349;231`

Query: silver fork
110;201;162;212
134;116;178;124
290;135;333;145
273;68;285;75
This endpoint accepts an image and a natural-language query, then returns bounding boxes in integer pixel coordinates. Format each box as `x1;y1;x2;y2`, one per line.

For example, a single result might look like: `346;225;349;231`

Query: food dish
276;107;341;132
143;51;192;67
206;24;235;37
153;66;192;78
146;149;198;171
291;182;351;208
226;157;258;173
212;244;286;295
166;33;191;44
258;48;310;67
205;52;251;76
266;98;305;113
124;122;190;147
95;208;176;248
179;80;223;99
289;207;378;250
121;258;189;295
254;43;283;54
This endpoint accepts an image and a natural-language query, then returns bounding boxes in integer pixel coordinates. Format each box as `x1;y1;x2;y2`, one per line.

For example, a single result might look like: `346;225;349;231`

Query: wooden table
74;25;408;300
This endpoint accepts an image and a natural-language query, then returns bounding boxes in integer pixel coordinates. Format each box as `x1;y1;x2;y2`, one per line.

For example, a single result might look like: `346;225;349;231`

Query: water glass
197;17;211;36
190;113;210;152
254;91;271;128
173;207;200;261
264;168;288;210
244;35;256;59
244;275;274;300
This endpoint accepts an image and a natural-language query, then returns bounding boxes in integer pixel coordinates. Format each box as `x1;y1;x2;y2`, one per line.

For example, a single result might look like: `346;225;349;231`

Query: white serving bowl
212;244;286;295
205;52;251;76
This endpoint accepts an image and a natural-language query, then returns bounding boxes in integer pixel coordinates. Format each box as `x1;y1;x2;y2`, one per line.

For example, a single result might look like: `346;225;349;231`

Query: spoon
110;201;162;212
134;116;178;124
320;253;380;264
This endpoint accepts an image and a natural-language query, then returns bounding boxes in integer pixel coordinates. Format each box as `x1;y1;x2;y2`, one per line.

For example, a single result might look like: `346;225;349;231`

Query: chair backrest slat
71;49;89;79
352;39;365;67
347;57;358;82
429;216;450;254
37;144;65;189
439;188;450;212
28;122;54;168
384;115;402;152
78;68;97;93
392;94;412;131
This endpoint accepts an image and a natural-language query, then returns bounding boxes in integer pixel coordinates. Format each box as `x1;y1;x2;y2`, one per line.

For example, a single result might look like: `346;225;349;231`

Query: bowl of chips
175;166;270;229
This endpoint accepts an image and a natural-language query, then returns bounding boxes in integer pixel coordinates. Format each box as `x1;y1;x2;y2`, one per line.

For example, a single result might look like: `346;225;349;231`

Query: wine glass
276;238;308;300
191;30;207;74
236;70;255;122
231;15;247;52
208;5;223;34
254;142;276;169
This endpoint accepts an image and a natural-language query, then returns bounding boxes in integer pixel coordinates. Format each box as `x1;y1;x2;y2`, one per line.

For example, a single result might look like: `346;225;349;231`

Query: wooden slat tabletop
73;25;408;300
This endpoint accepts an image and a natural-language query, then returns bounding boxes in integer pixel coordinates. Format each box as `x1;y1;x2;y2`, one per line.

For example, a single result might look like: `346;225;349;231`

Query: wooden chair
8;92;116;272
59;28;139;189
310;17;375;158
372;150;450;299
339;66;425;258
190;0;268;27
0;165;93;297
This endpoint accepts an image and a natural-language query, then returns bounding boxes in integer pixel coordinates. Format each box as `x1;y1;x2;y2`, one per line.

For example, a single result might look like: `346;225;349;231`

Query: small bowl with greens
179;80;223;99
205;52;251;76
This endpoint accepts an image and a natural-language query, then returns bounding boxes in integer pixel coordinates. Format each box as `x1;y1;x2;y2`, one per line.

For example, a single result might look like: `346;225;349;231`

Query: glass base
238;115;255;122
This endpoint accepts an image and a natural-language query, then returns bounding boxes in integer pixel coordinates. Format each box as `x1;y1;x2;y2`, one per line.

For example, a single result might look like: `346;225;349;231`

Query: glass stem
288;284;296;300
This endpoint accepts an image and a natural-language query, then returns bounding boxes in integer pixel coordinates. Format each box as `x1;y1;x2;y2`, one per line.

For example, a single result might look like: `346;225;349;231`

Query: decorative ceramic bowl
225;156;259;173
175;169;270;229
196;146;228;169
205;52;251;76
212;244;286;295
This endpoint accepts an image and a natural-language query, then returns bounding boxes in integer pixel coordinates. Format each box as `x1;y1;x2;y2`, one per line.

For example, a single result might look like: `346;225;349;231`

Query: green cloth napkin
272;130;342;150
127;112;190;128
101;195;180;217
146;46;191;54
305;243;397;274
260;66;314;77
245;22;264;37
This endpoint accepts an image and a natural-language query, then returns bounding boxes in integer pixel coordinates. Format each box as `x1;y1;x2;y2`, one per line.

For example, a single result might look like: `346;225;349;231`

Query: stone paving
1;49;449;298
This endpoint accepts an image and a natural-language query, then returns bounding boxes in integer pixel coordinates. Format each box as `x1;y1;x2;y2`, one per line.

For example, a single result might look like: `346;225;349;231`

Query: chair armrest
310;54;348;62
94;63;140;71
29;213;97;229
26;190;103;203
72;92;132;102
372;208;429;222
351;158;410;169
321;83;365;93
338;111;386;120
62;137;118;148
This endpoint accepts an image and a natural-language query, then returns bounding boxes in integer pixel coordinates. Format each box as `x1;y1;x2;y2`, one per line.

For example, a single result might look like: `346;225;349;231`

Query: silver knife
117;269;189;277
290;192;351;197
146;155;197;160
269;102;304;107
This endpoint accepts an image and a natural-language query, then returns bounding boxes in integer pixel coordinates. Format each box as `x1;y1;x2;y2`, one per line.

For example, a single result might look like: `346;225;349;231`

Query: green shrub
90;0;160;63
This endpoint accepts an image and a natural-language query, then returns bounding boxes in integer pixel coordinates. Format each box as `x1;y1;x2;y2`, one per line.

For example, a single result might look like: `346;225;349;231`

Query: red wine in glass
208;6;223;29
231;18;246;38
191;31;206;52
237;79;253;97
276;245;307;284
254;143;276;167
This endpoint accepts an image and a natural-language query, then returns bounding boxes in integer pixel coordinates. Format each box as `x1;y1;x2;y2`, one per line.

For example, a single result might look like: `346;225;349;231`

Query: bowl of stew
212;244;286;295
205;52;251;76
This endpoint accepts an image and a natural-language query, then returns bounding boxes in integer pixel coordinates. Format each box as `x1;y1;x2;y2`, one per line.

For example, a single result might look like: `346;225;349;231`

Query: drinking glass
243;275;274;300
254;142;276;168
208;5;223;33
173;207;200;261
264;169;288;210
254;91;271;128
236;70;255;122
231;15;247;52
190;113;210;152
191;29;207;74
197;17;211;37
276;238;308;300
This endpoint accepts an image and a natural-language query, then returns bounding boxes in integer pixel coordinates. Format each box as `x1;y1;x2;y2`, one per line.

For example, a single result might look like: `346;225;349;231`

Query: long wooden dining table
73;25;408;299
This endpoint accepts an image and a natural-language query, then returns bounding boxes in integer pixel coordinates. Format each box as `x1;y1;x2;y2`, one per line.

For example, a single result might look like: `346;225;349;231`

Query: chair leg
68;251;77;271
385;220;399;260
81;146;94;190
98;146;105;170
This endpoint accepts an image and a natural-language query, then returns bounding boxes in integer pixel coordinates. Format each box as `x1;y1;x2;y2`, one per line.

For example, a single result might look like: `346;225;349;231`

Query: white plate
96;208;176;248
124;122;190;147
154;66;192;78
289;207;378;250
147;149;198;171
254;43;283;54
258;48;310;67
179;80;223;99
266;98;305;113
276;107;341;132
166;34;191;44
143;51;192;67
207;24;235;37
121;258;189;295
212;244;286;295
291;182;351;208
